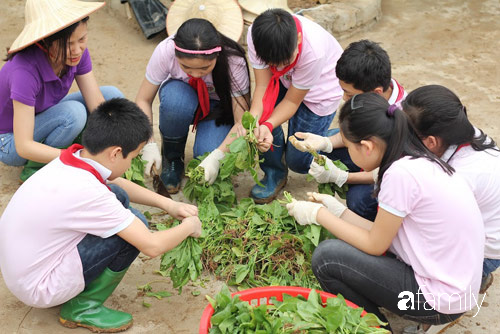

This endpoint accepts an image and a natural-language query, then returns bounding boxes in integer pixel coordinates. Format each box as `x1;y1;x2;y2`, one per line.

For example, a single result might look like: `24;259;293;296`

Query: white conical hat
239;0;292;19
9;0;105;54
166;0;244;42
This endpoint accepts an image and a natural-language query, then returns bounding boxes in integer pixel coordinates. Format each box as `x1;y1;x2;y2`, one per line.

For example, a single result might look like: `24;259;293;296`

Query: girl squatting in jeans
286;93;484;332
135;18;250;193
403;85;500;295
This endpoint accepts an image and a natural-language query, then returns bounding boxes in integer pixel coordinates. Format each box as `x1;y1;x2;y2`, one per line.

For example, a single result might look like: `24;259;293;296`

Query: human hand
294;132;333;153
168;201;198;220
307;191;347;217
286;200;322;225
255;124;273;152
309;156;349;186
182;215;202;238
234;122;247;138
199;149;225;185
141;142;162;177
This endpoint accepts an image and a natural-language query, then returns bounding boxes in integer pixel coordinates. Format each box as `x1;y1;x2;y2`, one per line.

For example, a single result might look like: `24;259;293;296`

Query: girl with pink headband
135;18;250;194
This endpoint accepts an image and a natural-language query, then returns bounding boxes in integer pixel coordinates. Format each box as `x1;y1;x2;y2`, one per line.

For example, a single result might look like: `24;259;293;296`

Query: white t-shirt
247;15;344;116
442;143;500;259
0;154;134;308
378;157;483;314
145;35;250;99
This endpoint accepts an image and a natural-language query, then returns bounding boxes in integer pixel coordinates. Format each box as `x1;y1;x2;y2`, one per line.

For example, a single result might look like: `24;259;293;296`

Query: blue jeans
324;128;378;221
0;86;123;166
483;258;500;277
77;184;148;286
158;79;232;158
312;239;463;327
261;82;336;175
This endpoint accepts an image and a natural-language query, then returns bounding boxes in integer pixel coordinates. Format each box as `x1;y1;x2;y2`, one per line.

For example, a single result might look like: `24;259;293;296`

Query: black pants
311;239;463;328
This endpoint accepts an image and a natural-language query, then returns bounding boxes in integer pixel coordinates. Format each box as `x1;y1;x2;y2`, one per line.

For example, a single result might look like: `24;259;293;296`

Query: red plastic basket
199;286;367;334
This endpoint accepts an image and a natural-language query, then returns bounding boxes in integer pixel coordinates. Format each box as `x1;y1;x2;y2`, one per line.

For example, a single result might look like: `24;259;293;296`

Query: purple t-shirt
0;46;92;133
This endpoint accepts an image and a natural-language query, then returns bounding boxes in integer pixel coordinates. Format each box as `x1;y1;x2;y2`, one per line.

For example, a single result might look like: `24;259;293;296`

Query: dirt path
0;0;499;333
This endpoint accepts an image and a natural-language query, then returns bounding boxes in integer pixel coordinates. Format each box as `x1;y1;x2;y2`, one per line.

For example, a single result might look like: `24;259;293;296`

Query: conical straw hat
239;0;292;19
9;0;105;54
166;0;244;42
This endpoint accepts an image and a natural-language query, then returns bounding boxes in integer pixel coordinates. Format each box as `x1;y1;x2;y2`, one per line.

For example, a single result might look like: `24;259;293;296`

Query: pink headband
174;43;221;55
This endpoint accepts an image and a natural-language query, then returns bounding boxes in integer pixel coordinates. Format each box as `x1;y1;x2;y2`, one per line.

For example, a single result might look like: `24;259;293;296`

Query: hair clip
387;104;398;116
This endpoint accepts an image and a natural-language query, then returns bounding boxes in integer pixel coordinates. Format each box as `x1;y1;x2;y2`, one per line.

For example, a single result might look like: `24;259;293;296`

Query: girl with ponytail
286;92;484;332
403;84;500;295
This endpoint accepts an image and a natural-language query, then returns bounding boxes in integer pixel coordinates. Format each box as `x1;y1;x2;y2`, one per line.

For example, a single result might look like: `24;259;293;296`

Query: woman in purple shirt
0;0;123;181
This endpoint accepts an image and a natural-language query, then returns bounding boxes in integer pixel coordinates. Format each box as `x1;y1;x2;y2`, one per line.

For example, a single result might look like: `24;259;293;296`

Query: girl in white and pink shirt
135;18;250;193
404;84;500;295
286;93;484;333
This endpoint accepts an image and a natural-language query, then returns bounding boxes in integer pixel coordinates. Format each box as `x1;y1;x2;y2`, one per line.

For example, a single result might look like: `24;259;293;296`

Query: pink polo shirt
145;36;250;99
247;15;344;116
378;156;483;314
0;152;134;308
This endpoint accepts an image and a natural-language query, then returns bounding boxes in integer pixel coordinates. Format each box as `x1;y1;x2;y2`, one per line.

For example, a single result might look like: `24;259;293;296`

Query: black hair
339;93;453;196
5;17;89;63
336;40;392;92
82;98;152;158
174;18;250;126
403;85;498;158
251;8;298;66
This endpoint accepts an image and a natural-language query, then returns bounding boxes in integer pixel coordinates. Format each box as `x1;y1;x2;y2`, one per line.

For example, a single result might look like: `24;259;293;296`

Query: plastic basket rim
199;286;367;334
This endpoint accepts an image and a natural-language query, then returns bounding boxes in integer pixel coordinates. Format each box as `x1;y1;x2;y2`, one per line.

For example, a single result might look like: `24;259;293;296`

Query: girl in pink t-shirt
135;18;250;194
286;93;484;332
403;85;500;295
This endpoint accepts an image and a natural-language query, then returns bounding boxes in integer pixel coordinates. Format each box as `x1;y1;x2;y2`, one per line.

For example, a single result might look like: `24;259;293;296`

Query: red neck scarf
188;75;210;130
260;16;303;124
60;144;110;190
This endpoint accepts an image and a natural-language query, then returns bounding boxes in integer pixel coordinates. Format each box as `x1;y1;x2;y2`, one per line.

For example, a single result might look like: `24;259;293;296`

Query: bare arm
330;132;344;149
346;171;376;184
75;71;105;112
12;100;60;163
316;207;402;255
109;177;198;219
248;68;272;119
266;85;309;128
135;78;160;143
117;216;200;258
216;93;250;153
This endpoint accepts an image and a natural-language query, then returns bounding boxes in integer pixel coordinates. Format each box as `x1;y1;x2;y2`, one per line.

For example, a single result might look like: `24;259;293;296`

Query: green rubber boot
59;267;133;333
19;159;46;182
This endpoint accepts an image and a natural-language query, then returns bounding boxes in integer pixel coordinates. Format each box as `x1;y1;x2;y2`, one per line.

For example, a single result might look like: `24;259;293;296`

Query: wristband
261;121;274;133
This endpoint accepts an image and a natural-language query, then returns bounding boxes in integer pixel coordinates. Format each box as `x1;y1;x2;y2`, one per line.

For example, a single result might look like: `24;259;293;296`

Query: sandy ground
1;0;499;333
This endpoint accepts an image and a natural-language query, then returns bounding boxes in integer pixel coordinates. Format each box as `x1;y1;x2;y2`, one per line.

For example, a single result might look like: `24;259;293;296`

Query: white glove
308;156;349;186
141;142;162;177
372;167;380;183
286;200;322;226
294;132;333;153
199;149;225;185
307;192;347;218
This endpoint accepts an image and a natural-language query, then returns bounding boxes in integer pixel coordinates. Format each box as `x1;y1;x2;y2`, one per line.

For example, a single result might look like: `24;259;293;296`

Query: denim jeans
0;86;123;166
77;184;148;286
483;258;500;277
312;239;464;328
261;82;336;175
158;79;232;158
324;128;378;221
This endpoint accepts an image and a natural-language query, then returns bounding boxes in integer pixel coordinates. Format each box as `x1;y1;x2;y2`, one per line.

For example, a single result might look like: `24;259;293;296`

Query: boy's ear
109;146;123;162
297;32;302;45
373;86;385;95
